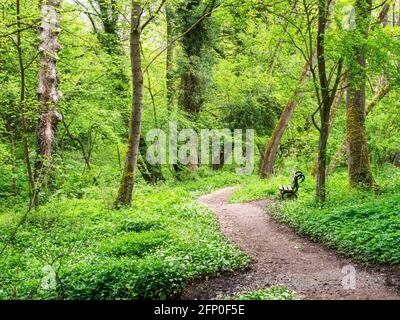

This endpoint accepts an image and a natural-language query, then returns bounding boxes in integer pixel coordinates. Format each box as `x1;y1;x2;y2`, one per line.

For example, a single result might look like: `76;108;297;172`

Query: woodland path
180;187;400;300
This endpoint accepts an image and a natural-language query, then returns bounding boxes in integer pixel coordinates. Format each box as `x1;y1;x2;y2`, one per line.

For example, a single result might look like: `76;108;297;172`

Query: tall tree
115;0;166;207
326;3;391;176
315;0;343;202
166;4;175;111
16;0;34;196
345;0;377;190
35;0;62;201
83;0;165;183
114;1;143;207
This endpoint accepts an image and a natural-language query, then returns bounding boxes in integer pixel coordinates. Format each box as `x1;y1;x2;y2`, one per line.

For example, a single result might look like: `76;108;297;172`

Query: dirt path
181;187;400;300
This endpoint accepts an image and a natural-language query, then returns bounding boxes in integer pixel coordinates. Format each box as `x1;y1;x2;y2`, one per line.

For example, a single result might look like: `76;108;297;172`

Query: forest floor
180;187;400;300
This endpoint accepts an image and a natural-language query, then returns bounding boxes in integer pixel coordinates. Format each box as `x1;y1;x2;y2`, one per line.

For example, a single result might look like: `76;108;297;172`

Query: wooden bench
278;171;305;200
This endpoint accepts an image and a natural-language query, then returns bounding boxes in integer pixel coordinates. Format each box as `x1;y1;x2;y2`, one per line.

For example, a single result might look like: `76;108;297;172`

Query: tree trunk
35;0;62;202
114;2;143;207
310;74;347;176
346;0;377;190
327;83;391;176
316;0;331;203
259;54;315;178
326;3;391;177
166;5;174;111
16;0;34;196
180;63;203;115
95;1;164;184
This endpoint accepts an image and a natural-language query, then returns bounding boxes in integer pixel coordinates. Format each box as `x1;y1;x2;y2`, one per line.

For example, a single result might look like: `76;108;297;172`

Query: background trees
0;0;398;204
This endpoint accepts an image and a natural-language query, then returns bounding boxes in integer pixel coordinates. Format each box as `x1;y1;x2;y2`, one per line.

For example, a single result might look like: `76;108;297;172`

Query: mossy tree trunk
178;0;206;117
345;0;377;190
327;83;391;176
114;2;144;207
177;0;219;116
176;0;218;172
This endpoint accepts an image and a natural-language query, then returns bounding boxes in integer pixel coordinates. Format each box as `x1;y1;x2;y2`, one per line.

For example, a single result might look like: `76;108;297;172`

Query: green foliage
222;93;281;135
230;175;291;203
231;167;400;264
0;0;399;301
0;174;250;300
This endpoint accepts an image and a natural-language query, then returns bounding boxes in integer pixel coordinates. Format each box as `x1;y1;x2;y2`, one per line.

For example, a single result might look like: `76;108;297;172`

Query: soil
180;187;400;300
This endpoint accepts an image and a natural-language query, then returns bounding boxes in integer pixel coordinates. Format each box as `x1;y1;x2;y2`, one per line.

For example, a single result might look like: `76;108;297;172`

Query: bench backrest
291;171;305;191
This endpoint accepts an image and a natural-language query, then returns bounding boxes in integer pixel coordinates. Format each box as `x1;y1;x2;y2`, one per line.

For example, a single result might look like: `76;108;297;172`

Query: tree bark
327;83;391;176
310;73;347;176
316;0;332;203
114;2;144;207
35;0;62;201
345;0;377;190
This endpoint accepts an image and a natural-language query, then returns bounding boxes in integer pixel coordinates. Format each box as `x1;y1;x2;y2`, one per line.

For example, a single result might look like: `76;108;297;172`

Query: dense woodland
0;0;399;300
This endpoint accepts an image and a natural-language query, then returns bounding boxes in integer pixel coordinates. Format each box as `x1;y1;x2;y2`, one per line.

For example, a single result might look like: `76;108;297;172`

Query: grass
0;171;251;300
230;166;400;265
229;175;289;203
1;165;398;300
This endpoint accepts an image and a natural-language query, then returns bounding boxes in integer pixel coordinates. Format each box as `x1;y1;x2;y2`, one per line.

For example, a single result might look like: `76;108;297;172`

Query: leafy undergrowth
230;175;289;203
230;166;400;265
0;172;251;300
224;286;298;300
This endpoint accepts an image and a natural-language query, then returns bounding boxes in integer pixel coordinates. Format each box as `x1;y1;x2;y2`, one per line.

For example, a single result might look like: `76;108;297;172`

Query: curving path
181;187;400;300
